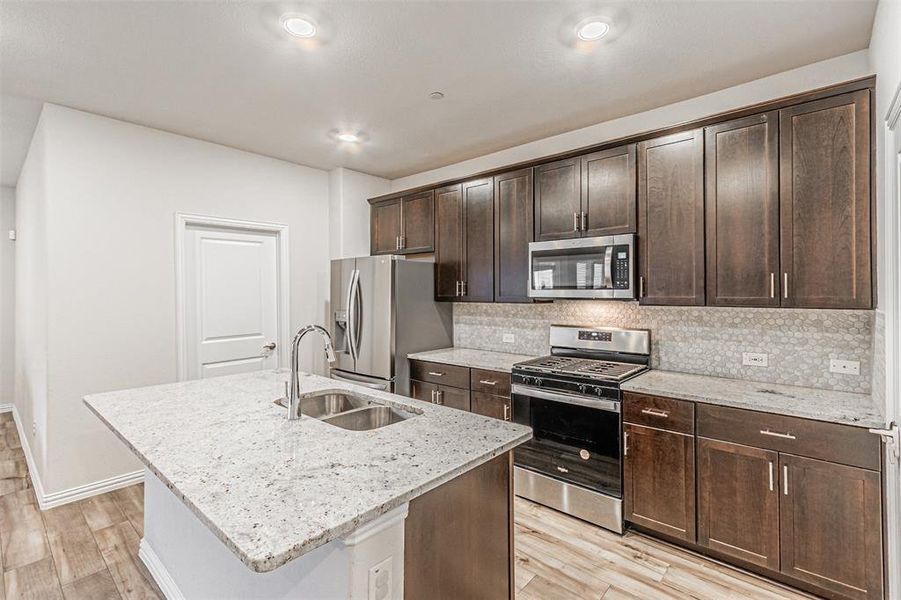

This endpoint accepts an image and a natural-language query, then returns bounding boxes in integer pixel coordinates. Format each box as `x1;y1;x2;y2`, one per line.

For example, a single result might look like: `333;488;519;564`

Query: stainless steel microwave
528;234;636;300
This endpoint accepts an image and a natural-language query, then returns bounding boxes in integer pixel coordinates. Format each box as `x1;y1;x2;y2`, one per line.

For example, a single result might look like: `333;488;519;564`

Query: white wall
18;104;331;499
390;50;872;191
328;167;389;259
0;186;15;408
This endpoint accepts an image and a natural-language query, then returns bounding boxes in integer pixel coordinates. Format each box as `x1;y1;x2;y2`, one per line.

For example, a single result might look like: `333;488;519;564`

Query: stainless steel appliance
511;325;650;533
330;256;453;395
528;234;636;300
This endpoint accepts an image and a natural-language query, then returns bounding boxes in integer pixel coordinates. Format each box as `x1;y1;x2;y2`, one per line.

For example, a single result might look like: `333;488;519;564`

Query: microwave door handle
603;246;614;289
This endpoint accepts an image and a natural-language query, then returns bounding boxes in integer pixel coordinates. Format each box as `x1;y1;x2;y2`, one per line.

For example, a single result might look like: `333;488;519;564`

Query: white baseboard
5;404;144;510
139;539;185;600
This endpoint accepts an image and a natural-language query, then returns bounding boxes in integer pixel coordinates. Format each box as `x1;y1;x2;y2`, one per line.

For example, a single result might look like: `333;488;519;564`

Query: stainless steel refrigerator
329;255;453;395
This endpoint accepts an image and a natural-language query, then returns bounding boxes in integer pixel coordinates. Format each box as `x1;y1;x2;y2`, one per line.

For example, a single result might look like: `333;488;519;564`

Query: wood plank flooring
0;413;819;599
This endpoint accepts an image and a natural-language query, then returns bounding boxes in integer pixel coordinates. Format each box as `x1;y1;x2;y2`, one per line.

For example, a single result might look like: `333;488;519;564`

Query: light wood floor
0;414;817;599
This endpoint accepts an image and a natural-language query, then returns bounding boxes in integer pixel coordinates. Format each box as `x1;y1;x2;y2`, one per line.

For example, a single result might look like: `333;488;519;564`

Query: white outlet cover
829;359;860;375
742;352;768;367
368;557;392;600
502;333;515;344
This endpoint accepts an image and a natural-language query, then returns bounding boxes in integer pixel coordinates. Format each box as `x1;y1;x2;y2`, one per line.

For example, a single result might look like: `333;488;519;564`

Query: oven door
512;385;622;499
528;234;635;300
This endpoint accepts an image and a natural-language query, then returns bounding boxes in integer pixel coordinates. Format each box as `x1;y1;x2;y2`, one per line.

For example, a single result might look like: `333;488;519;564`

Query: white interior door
183;225;280;379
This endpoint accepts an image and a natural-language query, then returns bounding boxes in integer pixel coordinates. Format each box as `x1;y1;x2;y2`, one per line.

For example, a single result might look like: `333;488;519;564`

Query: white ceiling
0;0;878;187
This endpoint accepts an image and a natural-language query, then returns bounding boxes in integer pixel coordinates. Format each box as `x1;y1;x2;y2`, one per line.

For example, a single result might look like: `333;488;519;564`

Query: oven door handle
512;384;620;413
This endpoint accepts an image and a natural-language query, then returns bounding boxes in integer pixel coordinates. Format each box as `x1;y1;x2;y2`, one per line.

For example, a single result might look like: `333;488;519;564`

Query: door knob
263;342;277;351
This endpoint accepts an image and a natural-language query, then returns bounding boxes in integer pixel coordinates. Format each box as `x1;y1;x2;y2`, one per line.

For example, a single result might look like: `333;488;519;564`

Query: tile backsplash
454;302;873;393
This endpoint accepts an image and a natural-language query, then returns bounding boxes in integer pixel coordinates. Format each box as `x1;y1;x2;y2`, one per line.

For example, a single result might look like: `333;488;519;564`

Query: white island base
139;470;409;600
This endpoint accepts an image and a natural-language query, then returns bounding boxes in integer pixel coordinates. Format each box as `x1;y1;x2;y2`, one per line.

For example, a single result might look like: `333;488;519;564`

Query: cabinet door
461;178;495;302
581;144;637;236
534;158;581;241
471;392;511;421
637;129;705;305
434;184;464;301
370;200;402;255
623;423;695;542
494;168;533;303
697;438;779;570
437;385;471;412
410;379;438;403
705;113;780;307
780;454;882;599
401;190;434;253
779;90;872;308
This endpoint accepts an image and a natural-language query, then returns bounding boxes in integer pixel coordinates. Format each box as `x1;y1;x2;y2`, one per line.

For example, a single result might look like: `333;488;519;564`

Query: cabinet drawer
697;404;880;471
623;393;694;434
410;360;470;389
470;369;512;397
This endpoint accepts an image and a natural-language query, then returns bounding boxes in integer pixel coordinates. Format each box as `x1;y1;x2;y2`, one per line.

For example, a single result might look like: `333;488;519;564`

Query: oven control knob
578;384;587;394
534;378;543;387
523;376;533;385
594;387;605;396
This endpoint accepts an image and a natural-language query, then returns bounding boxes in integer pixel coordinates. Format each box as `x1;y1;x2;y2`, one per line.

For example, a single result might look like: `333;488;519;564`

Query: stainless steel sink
274;389;415;430
274;390;372;419
321;405;412;431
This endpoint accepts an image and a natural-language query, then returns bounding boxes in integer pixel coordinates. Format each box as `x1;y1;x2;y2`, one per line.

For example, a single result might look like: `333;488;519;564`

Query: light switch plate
829;359;860;375
742;352;768;367
502;333;515;344
7;230;15;241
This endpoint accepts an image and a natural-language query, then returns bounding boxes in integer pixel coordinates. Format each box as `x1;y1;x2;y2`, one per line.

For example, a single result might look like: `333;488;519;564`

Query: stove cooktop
514;355;647;383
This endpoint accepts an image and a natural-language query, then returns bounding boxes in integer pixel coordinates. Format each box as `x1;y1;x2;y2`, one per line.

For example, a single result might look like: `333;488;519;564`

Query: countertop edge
406;347;536;373
83;395;530;573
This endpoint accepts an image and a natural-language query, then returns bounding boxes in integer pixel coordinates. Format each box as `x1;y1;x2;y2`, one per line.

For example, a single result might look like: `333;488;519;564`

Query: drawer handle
479;380;498;386
428;371;445;377
760;429;796;440
768;461;774;492
641;408;669;418
503;404;511;421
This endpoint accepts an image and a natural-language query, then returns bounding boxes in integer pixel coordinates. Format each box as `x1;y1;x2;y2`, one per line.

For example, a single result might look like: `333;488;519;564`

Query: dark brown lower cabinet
623;423;695;542
780;454;883;600
471;391;511;421
410;379;471;411
697;437;780;570
405;453;513;599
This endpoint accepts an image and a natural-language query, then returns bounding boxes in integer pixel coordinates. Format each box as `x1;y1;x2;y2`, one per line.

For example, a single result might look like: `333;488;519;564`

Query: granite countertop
407;347;536;373
622;370;885;429
83;370;531;573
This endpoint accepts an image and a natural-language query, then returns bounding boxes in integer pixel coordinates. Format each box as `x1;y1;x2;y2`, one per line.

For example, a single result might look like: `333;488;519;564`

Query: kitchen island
84;370;531;599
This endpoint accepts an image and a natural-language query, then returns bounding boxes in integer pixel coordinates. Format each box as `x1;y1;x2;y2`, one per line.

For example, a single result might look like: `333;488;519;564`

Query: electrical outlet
829;359;860;375
368;557;392;600
502;333;515;344
32;421;36;436
742;352;768;367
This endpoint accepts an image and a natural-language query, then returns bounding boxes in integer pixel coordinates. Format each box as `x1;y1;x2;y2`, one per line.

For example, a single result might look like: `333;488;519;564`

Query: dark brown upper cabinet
581;144;637;236
434;179;494;302
779;90;872;309
434;184;464;301
494;168;534;303
638;129;705;305
461;178;495;302
697;437;780;571
705;113;780;307
370;191;434;255
534;157;581;241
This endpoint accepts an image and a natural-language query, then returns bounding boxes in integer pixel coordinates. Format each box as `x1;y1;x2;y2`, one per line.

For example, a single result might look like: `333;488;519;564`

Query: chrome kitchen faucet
286;325;337;420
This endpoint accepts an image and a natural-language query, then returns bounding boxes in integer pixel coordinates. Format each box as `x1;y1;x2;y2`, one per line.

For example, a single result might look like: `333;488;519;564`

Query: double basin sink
275;390;416;431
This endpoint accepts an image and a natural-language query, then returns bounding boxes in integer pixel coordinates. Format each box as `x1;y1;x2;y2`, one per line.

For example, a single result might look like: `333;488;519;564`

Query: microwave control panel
613;245;630;289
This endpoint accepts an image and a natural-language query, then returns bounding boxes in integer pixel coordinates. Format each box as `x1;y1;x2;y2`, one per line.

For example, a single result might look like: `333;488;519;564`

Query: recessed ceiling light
282;16;317;38
577;19;610;41
336;132;361;143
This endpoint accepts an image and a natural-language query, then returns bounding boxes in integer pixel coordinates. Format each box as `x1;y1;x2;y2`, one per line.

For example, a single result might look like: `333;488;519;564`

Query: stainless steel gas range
511;325;650;534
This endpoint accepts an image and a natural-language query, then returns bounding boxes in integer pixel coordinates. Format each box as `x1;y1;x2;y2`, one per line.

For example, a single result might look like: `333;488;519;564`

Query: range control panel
578;330;612;342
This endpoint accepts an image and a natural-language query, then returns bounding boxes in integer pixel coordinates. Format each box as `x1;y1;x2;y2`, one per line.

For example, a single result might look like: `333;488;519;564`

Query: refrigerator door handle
346;269;360;360
330;370;391;391
352;269;363;359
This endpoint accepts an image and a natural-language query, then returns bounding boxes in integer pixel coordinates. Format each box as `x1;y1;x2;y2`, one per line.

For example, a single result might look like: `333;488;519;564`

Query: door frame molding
174;213;291;381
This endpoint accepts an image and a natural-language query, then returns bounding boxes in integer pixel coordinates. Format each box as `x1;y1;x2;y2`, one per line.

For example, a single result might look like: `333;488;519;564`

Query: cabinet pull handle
556;465;569;474
462;281;467;296
399;235;405;249
573;212;580;232
396;236;401;251
581;212;587;231
623;430;629;456
783;464;789;495
760;429;796;440
430;389;435;403
428;371;444;377
455;281;461;297
639;276;645;298
768;461;774;492
783;273;789;299
436;390;444;405
770;273;775;299
640;408;669;418
503;404;511;421
479;380;498;386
